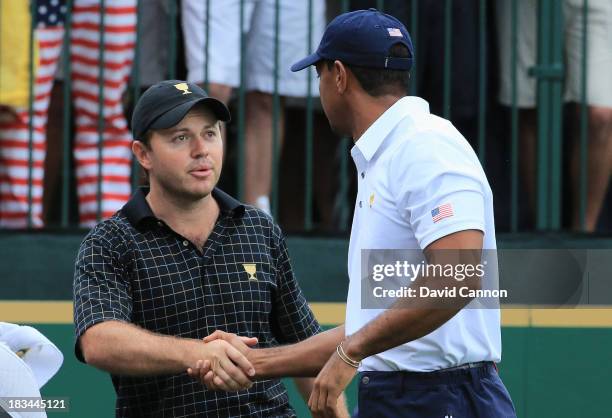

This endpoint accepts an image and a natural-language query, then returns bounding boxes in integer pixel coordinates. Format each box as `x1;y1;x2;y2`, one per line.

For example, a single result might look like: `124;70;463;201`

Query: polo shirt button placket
359;201;363;208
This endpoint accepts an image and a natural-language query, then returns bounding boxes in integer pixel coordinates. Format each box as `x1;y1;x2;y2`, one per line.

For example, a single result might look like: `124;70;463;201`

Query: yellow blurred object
0;0;38;108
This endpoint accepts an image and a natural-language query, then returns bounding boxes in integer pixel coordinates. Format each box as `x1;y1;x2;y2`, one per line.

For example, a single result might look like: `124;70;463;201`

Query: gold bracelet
336;341;360;368
336;345;358;368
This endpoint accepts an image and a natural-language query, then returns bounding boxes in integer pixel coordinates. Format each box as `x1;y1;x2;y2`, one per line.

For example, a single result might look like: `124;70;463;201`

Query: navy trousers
356;363;517;418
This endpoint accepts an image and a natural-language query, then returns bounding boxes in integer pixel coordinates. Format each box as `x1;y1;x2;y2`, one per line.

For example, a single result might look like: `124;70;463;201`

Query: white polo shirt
345;96;501;372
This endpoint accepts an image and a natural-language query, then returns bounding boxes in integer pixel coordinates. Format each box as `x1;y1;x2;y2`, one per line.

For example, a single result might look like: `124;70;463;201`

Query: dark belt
437;361;495;372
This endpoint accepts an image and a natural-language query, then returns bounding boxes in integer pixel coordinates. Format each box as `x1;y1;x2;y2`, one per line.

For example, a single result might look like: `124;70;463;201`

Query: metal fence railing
0;0;608;234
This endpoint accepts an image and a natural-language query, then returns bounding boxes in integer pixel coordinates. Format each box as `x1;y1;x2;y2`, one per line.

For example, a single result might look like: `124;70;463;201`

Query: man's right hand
188;331;258;391
188;337;257;391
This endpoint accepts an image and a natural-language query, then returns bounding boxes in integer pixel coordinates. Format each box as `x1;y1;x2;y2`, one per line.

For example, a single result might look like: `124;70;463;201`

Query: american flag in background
431;203;454;223
70;0;136;226
36;0;68;28
0;0;67;228
33;0;67;113
0;0;136;228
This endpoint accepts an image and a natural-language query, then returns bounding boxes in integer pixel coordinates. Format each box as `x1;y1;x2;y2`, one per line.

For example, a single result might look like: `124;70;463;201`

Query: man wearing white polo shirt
189;9;516;418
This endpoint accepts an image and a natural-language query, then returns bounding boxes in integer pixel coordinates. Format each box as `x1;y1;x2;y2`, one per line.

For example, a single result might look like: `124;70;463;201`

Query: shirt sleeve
73;224;133;362
269;226;322;344
390;133;487;249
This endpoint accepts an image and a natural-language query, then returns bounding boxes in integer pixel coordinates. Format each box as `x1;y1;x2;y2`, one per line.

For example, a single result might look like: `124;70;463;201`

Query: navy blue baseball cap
291;8;413;72
131;80;231;140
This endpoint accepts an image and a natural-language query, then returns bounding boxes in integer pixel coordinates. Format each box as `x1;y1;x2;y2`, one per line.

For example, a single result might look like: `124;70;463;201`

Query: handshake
186;330;259;392
184;327;356;417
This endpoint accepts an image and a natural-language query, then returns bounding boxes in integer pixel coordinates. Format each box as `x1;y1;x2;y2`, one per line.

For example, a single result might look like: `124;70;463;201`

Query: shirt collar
122;187;245;228
352;96;430;162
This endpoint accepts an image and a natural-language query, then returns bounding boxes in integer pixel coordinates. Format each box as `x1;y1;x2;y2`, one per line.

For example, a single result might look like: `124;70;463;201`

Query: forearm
345;274;478;361
347;234;484;361
80;320;202;376
251;325;345;378
345;306;462;362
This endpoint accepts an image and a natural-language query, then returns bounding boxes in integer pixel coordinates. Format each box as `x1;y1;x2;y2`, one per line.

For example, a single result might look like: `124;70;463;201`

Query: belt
438;361;495;372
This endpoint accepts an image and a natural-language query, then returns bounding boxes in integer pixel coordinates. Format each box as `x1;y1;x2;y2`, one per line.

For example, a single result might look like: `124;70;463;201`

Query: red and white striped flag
70;0;136;226
0;0;67;228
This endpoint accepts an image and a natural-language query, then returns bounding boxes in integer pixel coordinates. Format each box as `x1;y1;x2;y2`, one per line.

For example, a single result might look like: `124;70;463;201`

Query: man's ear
132;140;153;171
334;60;348;95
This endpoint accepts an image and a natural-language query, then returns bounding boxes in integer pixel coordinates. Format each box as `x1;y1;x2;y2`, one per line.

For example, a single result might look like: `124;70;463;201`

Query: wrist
342;336;366;363
248;347;265;378
180;338;207;370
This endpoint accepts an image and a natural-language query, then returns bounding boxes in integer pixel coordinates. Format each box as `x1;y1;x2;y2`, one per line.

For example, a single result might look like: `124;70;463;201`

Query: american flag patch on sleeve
431;203;454;223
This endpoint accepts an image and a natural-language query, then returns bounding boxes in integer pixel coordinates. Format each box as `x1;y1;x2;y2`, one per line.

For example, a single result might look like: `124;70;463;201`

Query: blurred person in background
0;0;136;228
496;0;612;232
180;0;326;215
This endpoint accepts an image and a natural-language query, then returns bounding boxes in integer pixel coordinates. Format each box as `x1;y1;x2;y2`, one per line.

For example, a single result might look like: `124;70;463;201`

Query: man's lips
189;167;213;178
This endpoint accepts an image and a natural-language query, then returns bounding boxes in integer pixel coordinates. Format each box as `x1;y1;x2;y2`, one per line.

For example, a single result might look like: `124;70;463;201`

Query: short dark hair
326;43;411;97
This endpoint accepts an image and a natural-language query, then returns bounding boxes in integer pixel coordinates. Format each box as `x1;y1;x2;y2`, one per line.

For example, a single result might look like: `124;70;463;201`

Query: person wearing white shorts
496;0;612;231
181;0;326;214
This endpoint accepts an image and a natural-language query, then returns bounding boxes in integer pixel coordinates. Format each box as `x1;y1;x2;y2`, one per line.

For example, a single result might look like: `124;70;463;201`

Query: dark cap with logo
291;8;413;72
131;80;231;140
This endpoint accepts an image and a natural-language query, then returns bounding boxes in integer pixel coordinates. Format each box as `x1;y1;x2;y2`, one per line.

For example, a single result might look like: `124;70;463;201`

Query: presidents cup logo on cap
131;79;231;140
173;82;192;95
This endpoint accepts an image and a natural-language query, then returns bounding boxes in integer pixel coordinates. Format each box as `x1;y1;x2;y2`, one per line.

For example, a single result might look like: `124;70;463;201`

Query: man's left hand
308;348;358;418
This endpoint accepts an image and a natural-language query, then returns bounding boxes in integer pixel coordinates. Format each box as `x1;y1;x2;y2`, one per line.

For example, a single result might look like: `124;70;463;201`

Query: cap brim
149;97;231;131
290;52;322;72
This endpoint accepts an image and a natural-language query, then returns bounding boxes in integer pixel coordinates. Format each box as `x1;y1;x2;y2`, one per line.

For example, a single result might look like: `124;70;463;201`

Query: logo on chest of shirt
369;193;375;208
242;264;258;281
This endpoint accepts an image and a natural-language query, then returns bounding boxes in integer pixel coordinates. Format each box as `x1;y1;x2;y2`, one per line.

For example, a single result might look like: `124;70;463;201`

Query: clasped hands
187;330;257;391
187;330;357;418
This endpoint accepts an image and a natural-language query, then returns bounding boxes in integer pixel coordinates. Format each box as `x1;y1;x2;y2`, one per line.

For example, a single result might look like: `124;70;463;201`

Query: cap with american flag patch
291;8;413;72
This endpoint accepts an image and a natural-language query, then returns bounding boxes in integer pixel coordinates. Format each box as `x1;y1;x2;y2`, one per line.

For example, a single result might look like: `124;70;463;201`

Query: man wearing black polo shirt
73;80;345;417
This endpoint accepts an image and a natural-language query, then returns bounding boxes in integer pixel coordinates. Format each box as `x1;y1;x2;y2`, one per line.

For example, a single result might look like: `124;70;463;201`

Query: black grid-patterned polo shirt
73;187;321;418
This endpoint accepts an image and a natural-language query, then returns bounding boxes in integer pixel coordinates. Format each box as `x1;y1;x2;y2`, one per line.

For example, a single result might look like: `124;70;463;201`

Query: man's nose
191;135;208;158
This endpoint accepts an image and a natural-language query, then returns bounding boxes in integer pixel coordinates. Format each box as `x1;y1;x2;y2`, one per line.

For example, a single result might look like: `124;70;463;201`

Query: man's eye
174;134;188;141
